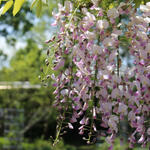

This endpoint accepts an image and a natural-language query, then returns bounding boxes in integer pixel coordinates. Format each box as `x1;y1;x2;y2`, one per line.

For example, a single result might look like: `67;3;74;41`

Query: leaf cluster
1;0;150;17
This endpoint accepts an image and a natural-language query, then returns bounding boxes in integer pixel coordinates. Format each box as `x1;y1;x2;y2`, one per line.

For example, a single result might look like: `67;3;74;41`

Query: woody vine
44;0;150;149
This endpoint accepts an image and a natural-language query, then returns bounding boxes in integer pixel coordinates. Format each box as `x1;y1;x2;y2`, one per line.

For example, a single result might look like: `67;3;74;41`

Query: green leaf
0;0;13;15
36;0;42;17
13;0;25;16
42;0;47;4
30;0;38;10
134;0;142;8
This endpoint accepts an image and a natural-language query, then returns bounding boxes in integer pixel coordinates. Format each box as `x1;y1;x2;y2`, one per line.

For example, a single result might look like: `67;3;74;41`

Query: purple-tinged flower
147;128;150;135
96;20;109;30
78;111;83;116
54;59;65;70
80;117;86;125
93;107;96;119
83;102;88;111
79;126;84;135
85;31;96;41
138;135;145;143
111;88;120;99
98;9;103;16
129;132;136;144
100;102;112;113
106;133;115;145
70;116;77;123
108;145;113;150
73;97;80;101
107;8;119;18
60;89;68;96
68;123;74;129
93;124;97;132
73;111;79;119
101;122;108;128
118;103;128;115
64;1;73;13
108;115;119;133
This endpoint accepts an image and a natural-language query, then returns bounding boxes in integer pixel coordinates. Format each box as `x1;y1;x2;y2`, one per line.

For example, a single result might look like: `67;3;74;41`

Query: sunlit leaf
36;0;42;17
13;0;25;16
0;0;13;15
42;0;47;4
134;0;142;8
30;0;38;9
109;3;114;9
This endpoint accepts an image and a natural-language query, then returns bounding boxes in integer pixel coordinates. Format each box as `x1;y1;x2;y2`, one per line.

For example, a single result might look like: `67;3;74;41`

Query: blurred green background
0;0;149;150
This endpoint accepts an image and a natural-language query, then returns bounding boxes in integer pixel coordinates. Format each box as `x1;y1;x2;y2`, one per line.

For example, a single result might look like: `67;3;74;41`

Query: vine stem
65;1;81;32
88;34;100;143
45;1;81;76
53;112;65;146
117;48;120;77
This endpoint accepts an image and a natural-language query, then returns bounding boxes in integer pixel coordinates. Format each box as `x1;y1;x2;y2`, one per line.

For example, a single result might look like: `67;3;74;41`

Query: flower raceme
47;0;150;148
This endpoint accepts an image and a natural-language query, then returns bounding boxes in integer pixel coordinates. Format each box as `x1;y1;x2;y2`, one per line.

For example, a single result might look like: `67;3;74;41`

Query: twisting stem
88;35;100;143
53;112;65;146
117;49;120;77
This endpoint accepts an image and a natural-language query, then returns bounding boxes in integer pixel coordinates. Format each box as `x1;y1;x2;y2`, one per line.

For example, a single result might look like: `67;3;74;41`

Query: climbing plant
0;0;150;149
44;1;150;149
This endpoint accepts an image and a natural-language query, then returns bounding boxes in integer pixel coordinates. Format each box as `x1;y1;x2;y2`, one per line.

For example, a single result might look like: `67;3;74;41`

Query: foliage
0;0;60;17
0;0;150;17
0;137;149;150
0;137;76;150
0;38;55;139
0;2;34;47
0;39;46;83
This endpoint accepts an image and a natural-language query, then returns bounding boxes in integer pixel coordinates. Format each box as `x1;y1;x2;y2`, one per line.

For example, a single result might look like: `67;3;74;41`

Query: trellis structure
0;82;41;149
0;108;24;150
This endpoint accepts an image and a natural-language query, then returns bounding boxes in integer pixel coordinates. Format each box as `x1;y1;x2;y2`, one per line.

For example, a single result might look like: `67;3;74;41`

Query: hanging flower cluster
47;0;150;149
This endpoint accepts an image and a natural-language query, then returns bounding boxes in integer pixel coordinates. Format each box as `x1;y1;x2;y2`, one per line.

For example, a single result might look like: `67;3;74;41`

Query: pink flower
51;20;57;26
80;117;86;125
100;102;112;113
100;88;108;98
53;59;65;70
138;135;144;143
129;132;136;144
68;123;74;129
60;89;68;96
128;111;136;121
93;124;97;132
108;145;113;150
103;38;114;47
70;117;77;123
107;8;119;19
147;128;150;135
140;4;150;13
106;133;115;145
118;103;128;115
79;129;84;135
96;20;109;30
83;102;88;111
64;1;73;13
85;31;96;40
93;107;96;119
111;88;120;99
108;115;119;133
78;125;84;135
